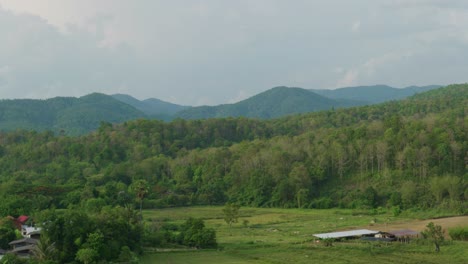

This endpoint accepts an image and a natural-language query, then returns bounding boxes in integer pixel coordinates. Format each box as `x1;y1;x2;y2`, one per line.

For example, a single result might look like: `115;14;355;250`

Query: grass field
140;207;468;264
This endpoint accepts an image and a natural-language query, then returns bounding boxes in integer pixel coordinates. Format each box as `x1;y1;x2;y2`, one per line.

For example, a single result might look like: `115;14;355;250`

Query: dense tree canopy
0;84;465;218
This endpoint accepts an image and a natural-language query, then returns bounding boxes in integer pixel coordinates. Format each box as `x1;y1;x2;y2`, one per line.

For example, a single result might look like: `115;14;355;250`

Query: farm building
388;229;420;242
313;229;399;242
8;237;39;258
313;229;379;239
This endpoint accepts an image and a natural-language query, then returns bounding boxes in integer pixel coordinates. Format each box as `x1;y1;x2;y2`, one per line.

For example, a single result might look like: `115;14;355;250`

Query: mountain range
311;85;441;104
0;84;442;135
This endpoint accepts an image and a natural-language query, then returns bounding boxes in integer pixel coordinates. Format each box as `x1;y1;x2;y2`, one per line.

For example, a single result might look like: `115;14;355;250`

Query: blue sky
0;0;467;105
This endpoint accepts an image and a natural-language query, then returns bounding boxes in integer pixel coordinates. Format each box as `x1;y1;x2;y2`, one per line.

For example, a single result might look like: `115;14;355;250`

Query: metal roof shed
313;229;379;239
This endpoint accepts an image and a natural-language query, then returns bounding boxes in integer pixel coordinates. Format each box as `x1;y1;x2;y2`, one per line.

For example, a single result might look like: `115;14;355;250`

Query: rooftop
313;229;379;239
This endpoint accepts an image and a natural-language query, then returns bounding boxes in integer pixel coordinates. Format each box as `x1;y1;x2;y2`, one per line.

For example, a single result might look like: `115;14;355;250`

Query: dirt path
369;216;468;235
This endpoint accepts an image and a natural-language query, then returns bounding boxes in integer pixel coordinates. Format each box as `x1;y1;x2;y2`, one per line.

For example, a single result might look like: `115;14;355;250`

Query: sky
0;0;467;106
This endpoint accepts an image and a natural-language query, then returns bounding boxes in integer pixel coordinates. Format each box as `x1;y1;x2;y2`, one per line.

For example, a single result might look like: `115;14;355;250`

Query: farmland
141;207;468;264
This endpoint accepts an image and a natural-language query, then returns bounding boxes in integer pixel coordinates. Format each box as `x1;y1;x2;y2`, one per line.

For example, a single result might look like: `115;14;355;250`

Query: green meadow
141;207;468;264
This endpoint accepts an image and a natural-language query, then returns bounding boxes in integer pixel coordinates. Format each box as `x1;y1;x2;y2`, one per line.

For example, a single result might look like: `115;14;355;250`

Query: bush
448;226;468;241
179;217;217;249
309;197;334;209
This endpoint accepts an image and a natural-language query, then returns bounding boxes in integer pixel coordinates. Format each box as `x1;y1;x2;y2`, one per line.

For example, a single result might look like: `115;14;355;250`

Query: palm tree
32;236;57;262
131;180;149;219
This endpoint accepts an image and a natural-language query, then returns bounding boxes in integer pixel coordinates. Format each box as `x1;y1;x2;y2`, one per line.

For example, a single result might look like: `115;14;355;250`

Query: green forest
0;84;466;263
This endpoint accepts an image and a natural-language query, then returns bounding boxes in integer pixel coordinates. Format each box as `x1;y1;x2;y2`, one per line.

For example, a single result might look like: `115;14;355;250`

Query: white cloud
336;51;415;87
351;20;361;33
336;69;359;87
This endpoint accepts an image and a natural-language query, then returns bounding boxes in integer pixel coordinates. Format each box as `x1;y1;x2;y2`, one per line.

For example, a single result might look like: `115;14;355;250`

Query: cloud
0;1;467;104
351;20;361;33
0;6;141;99
336;51;415;87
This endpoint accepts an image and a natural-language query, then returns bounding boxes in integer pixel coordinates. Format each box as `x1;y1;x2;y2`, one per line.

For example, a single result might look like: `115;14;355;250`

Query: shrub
448;226;468;241
179;218;217;249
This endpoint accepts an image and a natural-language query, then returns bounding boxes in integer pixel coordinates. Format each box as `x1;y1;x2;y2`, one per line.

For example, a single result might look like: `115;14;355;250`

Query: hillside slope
112;94;188;120
175;86;364;119
312;85;441;103
0;93;146;135
0;84;465;215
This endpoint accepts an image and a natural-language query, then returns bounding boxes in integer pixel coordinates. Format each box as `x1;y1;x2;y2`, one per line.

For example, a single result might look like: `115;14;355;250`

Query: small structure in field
313;229;379;240
8;238;39;258
21;226;41;239
388;229;420;243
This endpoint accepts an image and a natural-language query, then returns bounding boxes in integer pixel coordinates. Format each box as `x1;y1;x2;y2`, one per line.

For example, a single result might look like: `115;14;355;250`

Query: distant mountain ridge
111;94;188;120
175;86;364;119
0;84;444;135
0;93;145;135
311;85;441;104
174;85;440;120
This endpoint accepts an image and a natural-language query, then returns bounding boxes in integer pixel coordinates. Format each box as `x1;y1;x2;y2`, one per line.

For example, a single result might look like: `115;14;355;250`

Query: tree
422;222;444;252
179;218;217;248
0;226;16;250
75;248;98;264
131;180;149;218
223;203;240;232
31;236;57;262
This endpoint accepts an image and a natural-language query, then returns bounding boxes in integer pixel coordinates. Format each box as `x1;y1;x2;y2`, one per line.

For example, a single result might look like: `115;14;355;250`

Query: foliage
75;248;98;264
0;93;146;136
179;218;217;249
31;236;58;263
38;208;141;263
0;224;16;250
448;226;468;241
0;85;465;214
421;222;445;252
223;203;240;229
141;206;468;264
0;84;466;263
0;253;28;264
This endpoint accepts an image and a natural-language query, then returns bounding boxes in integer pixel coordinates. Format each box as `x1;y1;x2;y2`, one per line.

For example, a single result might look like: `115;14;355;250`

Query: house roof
313;229;379;239
388;229;420;237
9;238;38;245
17;215;29;224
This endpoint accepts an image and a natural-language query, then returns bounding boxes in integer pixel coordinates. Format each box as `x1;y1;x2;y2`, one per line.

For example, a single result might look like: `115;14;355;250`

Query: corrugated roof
313;229;379;239
388;229;420;237
9;238;38;245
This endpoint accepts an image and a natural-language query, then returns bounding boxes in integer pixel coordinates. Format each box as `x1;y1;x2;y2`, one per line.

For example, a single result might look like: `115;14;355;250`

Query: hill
112;94;188;120
175;86;364;119
0;93;146;135
0;84;465;214
0;85;443;134
312;85;441;104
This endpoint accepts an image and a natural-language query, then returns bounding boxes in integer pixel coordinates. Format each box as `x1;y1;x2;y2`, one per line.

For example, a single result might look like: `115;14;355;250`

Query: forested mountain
0;93;146;135
312;85;441;104
112;94;188;120
0;84;466;219
175;86;364;119
0;85;443;135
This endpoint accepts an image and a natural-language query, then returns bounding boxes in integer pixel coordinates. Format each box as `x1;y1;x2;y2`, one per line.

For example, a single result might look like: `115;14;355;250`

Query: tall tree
131;180;149;218
223;203;240;233
422;222;445;252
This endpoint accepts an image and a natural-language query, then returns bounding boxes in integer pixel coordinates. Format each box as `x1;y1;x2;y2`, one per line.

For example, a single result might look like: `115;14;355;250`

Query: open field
141;207;468;264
